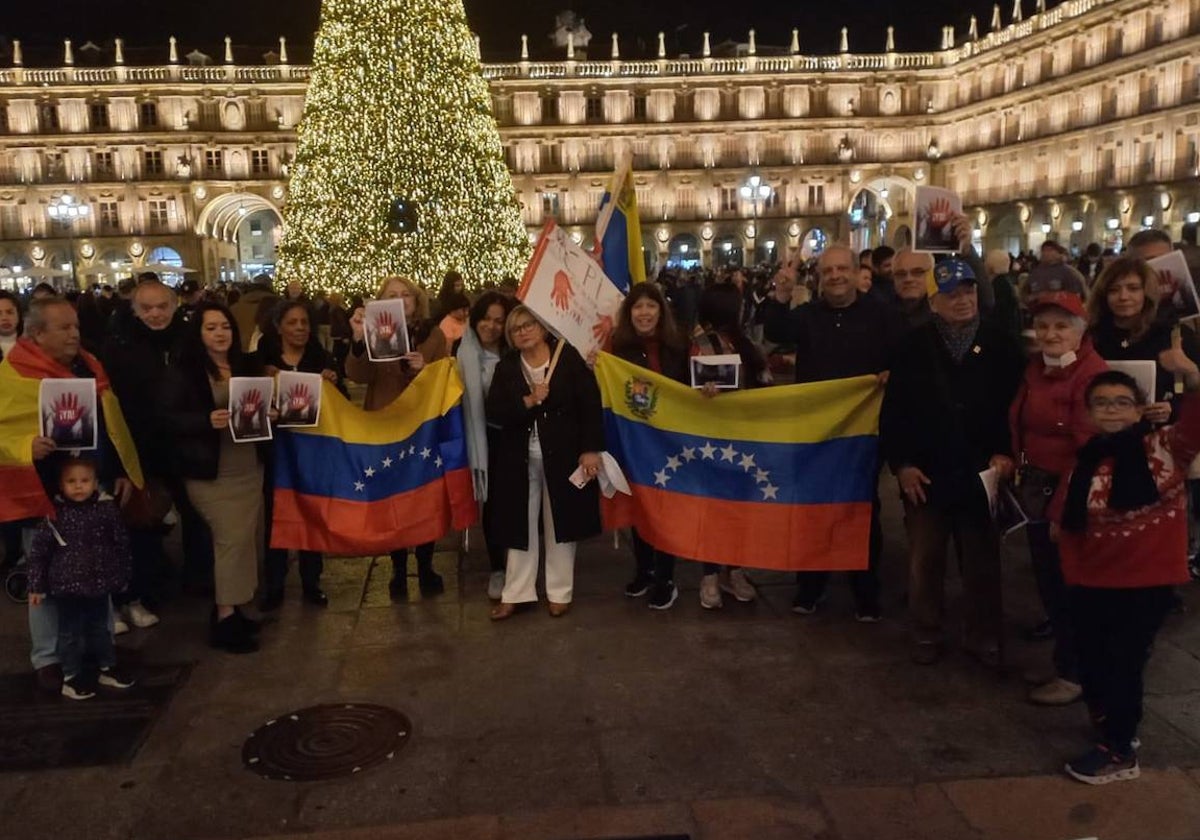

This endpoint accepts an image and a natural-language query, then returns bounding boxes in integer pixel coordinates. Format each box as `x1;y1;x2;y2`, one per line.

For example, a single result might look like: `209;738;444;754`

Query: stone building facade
0;0;1197;287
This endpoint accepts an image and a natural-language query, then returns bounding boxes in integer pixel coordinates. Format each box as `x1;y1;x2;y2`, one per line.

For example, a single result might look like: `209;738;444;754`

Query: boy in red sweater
1051;343;1200;783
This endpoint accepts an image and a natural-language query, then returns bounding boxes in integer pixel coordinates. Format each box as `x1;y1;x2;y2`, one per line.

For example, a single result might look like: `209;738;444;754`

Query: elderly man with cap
1010;290;1109;705
882;257;1026;667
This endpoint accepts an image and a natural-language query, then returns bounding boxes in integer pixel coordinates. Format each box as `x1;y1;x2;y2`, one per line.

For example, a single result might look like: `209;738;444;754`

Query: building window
541;192;561;219
250;219;263;237
98;201;119;233
0;105;8;134
545;95;559;122
251;244;265;260
634;95;648;121
807;184;825;209
143;150;164;176
250;149;271;175
140;101;159;128
147;199;170;231
586;96;604;122
0;205;20;237
205;149;224;174
89;102;109;130
39;103;60;132
720;187;739;214
93;151;115;178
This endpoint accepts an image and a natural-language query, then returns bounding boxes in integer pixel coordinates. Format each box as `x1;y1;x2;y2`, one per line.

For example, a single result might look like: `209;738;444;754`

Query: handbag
1014;463;1058;522
121;478;175;531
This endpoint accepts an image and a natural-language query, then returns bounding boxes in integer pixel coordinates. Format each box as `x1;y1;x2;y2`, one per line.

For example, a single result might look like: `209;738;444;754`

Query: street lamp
739;174;773;219
46;194;90;288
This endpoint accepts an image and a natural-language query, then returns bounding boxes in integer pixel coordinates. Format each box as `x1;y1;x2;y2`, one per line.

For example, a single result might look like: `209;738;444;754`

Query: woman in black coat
257;299;344;611
485;305;604;620
162;302;269;654
610;284;689;610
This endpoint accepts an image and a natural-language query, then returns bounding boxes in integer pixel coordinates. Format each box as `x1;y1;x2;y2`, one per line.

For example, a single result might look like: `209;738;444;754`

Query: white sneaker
487;571;505;601
700;574;723;609
719;568;757;602
124;601;160;629
113;617;130;636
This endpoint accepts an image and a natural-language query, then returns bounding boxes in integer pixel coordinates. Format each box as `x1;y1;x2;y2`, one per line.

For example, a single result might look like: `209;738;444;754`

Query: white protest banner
517;220;625;357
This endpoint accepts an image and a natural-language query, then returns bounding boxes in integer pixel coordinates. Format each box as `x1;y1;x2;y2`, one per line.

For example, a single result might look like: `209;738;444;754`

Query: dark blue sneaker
1065;743;1139;785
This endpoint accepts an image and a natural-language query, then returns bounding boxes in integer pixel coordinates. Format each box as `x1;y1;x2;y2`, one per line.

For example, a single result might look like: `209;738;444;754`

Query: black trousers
265;549;323;593
482;497;507;574
1;520;25;568
57;594;115;679
391;543;435;577
632;528;676;583
113;528;168;608
169;477;215;590
1027;521;1078;681
1069;584;1173;755
795;493;883;611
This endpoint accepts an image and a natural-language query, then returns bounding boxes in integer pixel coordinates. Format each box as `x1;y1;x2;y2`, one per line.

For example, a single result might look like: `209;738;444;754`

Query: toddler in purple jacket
28;457;137;700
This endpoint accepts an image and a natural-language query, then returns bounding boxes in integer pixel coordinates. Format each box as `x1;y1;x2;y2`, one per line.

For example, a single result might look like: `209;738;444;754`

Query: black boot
416;555;444;596
210;612;259;654
388;575;409;602
259;589;284;612
302;587;328;607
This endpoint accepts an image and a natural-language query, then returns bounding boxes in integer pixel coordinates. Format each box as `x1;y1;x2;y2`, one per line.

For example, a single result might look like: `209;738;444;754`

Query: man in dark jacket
104;279;212;613
881;258;1025;667
764;244;904;620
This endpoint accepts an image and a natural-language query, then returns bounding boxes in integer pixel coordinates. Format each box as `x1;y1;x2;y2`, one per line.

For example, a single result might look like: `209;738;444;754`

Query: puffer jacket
27;493;131;598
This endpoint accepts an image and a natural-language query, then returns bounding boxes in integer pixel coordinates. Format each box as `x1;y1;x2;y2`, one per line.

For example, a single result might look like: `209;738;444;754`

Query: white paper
1147;250;1199;322
1105;360;1160;404
599;451;632;499
979;467;1000;515
914;186;964;253
518;220;625;358
228;376;275;443
364;298;411;362
39;378;98;452
690;354;742;390
276;371;324;428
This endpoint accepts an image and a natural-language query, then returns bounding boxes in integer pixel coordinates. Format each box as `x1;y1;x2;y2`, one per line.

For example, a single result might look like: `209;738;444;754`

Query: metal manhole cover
242;703;411;781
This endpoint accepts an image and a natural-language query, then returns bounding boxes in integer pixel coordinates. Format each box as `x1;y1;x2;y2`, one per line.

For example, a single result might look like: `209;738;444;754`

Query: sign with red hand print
276;371;324;428
39;378;98;451
229;376;275;443
364;299;411;362
914;186;964;254
1148;250;1200;322
518;220;625;358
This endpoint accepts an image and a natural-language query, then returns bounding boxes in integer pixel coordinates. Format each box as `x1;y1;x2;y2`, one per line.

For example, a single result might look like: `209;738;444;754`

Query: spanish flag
595;353;882;571
0;340;143;523
271;359;477;555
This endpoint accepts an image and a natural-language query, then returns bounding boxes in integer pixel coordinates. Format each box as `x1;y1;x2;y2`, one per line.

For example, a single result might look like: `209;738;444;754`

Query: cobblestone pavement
1;488;1199;840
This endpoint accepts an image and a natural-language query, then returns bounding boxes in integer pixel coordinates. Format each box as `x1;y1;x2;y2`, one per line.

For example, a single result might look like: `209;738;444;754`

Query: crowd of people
2;217;1200;785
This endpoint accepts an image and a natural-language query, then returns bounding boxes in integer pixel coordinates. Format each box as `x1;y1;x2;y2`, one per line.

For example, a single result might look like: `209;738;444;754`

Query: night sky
2;0;1037;60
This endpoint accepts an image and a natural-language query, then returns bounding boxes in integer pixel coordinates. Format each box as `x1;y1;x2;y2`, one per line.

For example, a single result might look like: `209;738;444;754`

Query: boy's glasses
1090;397;1137;410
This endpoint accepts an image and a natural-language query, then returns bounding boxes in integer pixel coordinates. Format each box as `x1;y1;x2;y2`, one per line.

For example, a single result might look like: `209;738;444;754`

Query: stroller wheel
5;568;28;604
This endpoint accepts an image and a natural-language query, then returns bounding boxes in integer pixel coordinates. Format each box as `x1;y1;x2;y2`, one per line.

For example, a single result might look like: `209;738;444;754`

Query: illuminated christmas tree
278;0;529;295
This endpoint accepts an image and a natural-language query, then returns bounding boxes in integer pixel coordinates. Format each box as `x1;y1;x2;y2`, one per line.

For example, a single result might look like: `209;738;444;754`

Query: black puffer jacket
161;356;266;481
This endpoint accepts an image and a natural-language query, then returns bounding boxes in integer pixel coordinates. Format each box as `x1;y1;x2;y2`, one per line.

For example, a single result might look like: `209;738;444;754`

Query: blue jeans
28;596;60;669
57;595;115;679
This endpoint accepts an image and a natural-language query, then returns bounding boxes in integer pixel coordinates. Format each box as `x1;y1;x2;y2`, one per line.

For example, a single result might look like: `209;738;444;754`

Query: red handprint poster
364;299;411;362
1148;250;1200;322
276;371;324;428
517;220;626;358
229;376;275;443
39;378;98;451
914;186;964;254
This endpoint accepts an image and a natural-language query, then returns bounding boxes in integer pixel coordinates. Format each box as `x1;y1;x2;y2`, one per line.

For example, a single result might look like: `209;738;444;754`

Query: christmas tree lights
278;0;530;296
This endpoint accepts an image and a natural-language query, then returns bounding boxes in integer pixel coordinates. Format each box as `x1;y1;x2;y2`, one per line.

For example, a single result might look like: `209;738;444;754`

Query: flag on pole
595;353;882;571
594;165;646;294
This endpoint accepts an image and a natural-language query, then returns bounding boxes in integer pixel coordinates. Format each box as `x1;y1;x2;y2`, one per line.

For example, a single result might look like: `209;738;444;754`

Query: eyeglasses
510;321;539;334
1090;397;1137;410
893;268;929;280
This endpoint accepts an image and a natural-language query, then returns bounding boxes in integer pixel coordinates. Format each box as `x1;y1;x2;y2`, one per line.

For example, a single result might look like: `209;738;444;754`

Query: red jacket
1010;340;1108;477
1051;392;1200;588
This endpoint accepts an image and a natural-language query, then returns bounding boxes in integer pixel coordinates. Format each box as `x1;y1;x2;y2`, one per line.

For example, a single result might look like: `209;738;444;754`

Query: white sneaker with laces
700;574;723;609
124;601;160;629
487;571;505;601
720;568;757;602
113;617;130;636
61;677;95;701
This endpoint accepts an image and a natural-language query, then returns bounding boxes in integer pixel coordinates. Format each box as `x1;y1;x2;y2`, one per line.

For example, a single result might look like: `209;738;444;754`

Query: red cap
1029;290;1086;319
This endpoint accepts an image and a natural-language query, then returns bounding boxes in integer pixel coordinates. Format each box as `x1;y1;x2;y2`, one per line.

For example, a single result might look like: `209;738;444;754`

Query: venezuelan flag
0;344;143;523
271;359;477;555
595;353;882;572
594;165;646;294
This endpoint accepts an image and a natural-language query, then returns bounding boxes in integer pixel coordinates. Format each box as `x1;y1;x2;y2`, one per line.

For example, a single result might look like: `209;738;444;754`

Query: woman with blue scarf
454;291;516;600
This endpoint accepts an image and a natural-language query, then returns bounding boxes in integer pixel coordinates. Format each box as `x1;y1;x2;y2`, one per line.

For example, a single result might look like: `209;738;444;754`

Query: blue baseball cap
929;257;977;296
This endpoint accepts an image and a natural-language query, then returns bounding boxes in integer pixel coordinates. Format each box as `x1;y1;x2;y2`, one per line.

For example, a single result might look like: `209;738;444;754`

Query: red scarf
5;337;112;391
